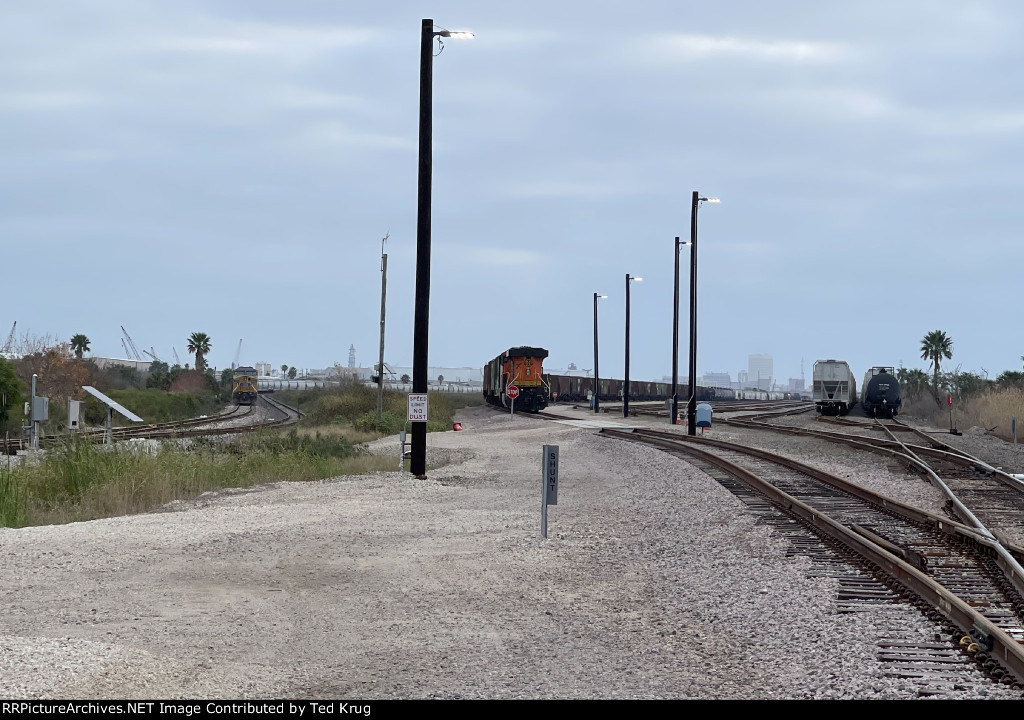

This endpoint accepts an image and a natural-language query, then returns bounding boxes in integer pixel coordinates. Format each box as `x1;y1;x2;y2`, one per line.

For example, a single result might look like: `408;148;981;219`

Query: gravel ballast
1;404;1020;699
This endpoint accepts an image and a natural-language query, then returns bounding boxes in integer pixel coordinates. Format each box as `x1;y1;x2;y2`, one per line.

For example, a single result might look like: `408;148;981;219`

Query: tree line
897;329;1024;404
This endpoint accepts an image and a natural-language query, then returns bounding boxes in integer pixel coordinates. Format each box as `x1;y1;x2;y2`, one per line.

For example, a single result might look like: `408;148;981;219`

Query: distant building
550;368;593;378
748;354;773;390
91;357;152;373
701;371;732;388
345;365;483;388
255;362;271;376
788;378;805;392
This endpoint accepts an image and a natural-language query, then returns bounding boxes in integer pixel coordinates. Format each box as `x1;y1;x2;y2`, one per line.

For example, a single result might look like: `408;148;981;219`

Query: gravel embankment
1;404;1020;699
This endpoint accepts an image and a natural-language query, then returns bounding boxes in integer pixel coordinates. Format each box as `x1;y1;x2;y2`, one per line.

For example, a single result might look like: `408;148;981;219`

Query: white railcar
812;359;858;415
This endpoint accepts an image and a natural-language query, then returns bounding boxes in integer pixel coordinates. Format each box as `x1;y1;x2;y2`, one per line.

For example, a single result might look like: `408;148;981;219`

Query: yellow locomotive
232;366;259;405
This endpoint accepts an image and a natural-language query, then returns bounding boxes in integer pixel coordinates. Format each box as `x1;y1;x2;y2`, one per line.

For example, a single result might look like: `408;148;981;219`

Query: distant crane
1;321;15;354
143;346;162;363
232;339;243;370
172;347;181;365
120;326;143;360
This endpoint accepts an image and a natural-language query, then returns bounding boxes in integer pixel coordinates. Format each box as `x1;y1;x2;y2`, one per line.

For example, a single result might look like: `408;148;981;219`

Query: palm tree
896;367;930;399
69;333;90;359
187;332;212;372
920;330;953;392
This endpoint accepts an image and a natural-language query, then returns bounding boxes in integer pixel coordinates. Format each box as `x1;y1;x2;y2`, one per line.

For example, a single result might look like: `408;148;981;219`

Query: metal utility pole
623;274;642;418
30;374;38;449
671;236;683;425
593;293;606;413
411;18;435;478
376;233;389;424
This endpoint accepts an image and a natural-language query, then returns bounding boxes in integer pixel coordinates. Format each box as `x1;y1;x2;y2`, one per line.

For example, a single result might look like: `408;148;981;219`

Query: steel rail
723;413;1024;597
870;418;1024;600
602;428;1024;684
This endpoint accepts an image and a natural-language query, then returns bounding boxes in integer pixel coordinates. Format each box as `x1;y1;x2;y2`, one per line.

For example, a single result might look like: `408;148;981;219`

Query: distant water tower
348;344;356;369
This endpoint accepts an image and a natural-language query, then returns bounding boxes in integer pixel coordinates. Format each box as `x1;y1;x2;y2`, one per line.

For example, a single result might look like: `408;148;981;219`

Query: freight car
232;366;259;405
483;347;549;412
812;359;857;415
542;373;734;405
861;366;901;418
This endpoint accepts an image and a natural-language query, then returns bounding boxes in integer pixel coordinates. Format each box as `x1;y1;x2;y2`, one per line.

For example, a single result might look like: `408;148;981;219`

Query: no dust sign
408;393;429;422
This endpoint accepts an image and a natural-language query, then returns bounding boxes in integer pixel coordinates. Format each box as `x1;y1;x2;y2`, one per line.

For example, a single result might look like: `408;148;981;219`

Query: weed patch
0;433;396;528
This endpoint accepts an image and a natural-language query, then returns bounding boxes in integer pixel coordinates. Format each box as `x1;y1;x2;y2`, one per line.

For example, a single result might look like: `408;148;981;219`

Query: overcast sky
4;1;1023;384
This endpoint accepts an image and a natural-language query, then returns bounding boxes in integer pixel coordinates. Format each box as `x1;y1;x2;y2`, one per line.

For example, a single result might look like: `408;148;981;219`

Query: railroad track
725;413;1024;557
602;427;1024;691
3;395;303;453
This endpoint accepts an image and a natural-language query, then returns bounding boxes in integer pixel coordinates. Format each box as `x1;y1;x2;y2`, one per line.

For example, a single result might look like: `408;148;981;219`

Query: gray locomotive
861;366;901;418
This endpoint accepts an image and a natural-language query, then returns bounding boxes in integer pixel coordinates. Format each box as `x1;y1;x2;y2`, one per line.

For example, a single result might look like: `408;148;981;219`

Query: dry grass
903;388;1024;441
962;390;1024;441
291;424;381;444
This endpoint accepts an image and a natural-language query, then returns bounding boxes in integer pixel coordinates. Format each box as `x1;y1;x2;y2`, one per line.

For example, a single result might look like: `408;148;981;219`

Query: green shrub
305;384;381;425
246;429;359;460
354;409;406;435
82;388;221;426
284;384;462;437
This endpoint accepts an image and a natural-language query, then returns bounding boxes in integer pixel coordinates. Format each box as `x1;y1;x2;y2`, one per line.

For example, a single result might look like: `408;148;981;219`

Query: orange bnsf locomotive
483;347;549;412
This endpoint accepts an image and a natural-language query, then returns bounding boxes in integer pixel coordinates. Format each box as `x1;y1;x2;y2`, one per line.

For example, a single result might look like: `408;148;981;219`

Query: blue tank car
861;366;901;418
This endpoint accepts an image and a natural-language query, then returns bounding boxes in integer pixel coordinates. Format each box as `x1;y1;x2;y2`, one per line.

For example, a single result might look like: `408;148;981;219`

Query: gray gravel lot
1;404;1020;699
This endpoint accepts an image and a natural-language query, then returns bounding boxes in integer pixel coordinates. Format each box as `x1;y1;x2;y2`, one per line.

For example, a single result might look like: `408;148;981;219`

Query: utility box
67;399;82;430
696;402;712;428
31;396;49;423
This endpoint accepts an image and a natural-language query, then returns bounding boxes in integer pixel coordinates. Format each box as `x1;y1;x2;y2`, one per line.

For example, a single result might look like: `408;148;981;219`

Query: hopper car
483;347;801;413
544;375;736;405
812;359;857;415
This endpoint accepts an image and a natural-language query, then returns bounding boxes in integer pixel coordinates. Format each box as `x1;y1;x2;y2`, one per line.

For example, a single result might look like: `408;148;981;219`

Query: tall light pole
671;236;685;426
686;192;719;436
593;293;607;413
411;19;472;478
623;274;642;418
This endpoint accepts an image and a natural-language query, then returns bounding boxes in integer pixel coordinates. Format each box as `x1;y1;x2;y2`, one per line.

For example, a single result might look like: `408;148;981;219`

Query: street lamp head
700;196;721;204
437;30;474;38
631;276;643;283
595;294;608;299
